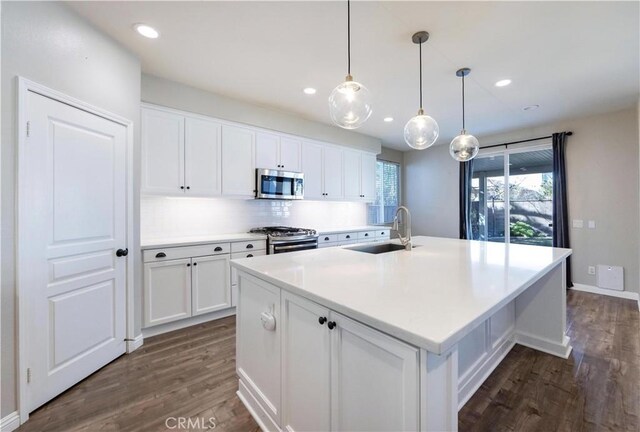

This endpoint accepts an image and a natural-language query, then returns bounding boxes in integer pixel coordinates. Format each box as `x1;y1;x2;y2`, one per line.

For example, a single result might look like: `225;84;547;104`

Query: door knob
116;248;128;257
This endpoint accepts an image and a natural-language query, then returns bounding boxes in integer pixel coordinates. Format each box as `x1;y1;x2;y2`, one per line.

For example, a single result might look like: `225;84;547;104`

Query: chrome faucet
392;206;412;251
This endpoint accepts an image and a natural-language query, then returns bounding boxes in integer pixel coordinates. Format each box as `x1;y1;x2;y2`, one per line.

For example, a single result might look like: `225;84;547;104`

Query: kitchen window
368;160;400;225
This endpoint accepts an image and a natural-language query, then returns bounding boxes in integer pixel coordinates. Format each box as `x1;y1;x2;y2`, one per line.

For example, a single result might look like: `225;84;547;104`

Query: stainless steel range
249;226;318;254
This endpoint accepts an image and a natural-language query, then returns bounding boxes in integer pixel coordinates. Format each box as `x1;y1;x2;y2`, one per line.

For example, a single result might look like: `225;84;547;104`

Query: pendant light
450;68;480;161
328;0;372;129
404;31;439;150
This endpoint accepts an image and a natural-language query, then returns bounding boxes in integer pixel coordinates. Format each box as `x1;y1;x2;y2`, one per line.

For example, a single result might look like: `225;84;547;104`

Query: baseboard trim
515;331;572;359
142;308;236;338
126;334;144;353
238;380;280;432
571;284;640;310
0;411;20;432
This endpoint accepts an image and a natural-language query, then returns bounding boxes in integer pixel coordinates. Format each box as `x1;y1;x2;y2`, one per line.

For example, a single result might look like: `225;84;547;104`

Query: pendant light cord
347;0;351;75
419;40;423;110
462;74;465;130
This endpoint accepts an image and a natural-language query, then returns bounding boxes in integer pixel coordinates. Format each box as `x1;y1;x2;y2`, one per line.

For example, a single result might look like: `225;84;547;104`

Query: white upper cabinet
360;153;377;202
221;125;255;197
322;146;344;199
185;117;222;196
301;141;324;200
256;133;301;172
142;108;185;195
343;149;362;200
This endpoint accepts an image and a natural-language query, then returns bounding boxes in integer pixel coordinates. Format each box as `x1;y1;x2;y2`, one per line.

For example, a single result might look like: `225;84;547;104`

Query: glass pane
367;161;399;225
471;154;506;243
508;149;553;246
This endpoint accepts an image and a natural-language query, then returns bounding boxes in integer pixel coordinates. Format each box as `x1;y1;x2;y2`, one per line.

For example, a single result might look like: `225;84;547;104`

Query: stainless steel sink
345;243;419;254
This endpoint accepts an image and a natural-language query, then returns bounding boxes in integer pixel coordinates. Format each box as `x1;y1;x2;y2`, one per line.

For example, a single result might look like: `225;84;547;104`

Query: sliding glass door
470;145;553;246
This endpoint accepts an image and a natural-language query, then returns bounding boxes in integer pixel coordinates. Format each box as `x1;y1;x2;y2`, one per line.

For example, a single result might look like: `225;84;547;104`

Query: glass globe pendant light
328;0;372;129
404;31;439;150
450;68;480;161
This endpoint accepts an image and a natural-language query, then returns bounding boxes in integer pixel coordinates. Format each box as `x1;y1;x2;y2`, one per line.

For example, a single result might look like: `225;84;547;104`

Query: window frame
369;158;402;226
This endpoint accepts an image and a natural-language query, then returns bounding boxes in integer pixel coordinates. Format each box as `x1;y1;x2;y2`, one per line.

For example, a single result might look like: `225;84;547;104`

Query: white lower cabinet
144;258;192;327
192;254;230;315
238;281;420;431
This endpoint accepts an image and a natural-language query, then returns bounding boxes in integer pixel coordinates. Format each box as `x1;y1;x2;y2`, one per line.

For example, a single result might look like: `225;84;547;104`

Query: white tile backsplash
141;196;368;240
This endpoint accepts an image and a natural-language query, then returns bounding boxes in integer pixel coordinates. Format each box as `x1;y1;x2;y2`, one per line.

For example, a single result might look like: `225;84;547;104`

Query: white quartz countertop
230;236;572;353
141;233;267;249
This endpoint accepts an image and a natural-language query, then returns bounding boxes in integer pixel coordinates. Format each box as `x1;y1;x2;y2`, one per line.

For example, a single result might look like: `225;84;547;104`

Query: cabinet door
360;153;377;202
279;137;301;172
185;117;221;196
236;274;281;423
323;146;344;199
141;108;185;195
343;149;362;200
255;132;280;170
281;292;331;432
192;255;230;315
144;258;192;327
222;125;255;197
330;312;419;432
301;141;324;200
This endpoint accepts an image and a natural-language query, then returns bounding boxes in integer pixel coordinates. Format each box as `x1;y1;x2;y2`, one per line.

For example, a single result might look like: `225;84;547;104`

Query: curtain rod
479;131;573;150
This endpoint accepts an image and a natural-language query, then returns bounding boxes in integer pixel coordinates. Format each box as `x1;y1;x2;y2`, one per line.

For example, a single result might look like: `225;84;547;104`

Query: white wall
1;2;141;417
142;74;382;154
141;197;367;241
404;107;640;294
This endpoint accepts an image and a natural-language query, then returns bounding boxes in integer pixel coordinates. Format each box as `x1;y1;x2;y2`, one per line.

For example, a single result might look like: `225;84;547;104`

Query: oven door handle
272;243;317;252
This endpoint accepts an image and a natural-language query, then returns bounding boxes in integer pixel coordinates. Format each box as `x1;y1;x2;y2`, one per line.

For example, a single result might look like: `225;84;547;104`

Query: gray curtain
459;160;474;240
552;132;572;288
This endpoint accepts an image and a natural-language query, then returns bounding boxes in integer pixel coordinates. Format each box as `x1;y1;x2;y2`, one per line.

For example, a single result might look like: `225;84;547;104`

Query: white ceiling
68;1;639;151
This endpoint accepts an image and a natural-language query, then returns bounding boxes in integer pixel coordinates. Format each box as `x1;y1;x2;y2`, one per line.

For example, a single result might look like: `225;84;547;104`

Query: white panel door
301;141;324;199
185;117;221;196
281;292;331;432
361;153;377;202
192;255;230;315
221;125;255;197
279;137;301;172
141;107;185;195
330;312;420;432
255;132;280;170
144;259;192;327
343;149;362;200
323;146;344;200
22;91;127;412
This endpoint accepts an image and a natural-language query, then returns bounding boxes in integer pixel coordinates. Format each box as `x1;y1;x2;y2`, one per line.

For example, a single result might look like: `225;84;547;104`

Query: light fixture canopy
404;31;439;150
133;23;159;39
450;67;480;162
328;0;372;129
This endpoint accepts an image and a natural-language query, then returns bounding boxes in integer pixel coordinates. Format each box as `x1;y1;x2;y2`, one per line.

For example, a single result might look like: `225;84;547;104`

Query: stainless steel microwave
255;169;304;200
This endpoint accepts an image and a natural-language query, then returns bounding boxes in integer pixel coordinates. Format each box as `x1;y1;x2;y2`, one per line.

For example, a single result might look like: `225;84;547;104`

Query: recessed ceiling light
495;79;511;87
303;87;317;95
522;104;540;111
133;23;159;39
383;117;394;122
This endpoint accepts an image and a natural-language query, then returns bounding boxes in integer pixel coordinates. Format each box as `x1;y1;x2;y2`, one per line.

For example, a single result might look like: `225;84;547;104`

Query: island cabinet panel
330;312;420;432
236;274;281;424
191;254;230;316
281;292;331;432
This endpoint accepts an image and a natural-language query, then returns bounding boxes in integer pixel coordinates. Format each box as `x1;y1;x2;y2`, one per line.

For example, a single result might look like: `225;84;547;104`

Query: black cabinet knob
364;233;369;237
327;321;336;330
180;186;185;189
247;254;254;258
187;263;191;267
186;186;190;190
346;235;351;239
116;248;128;257
214;246;223;252
193;262;197;266
155;252;166;258
318;316;327;325
324;237;330;241
246;244;254;249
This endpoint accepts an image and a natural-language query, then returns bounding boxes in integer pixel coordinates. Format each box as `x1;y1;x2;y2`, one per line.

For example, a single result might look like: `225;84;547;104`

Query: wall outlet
588;220;596;229
588;266;596;275
572;219;584;228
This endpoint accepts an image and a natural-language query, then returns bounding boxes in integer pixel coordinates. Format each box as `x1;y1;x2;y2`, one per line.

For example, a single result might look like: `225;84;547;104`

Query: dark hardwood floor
17;291;639;432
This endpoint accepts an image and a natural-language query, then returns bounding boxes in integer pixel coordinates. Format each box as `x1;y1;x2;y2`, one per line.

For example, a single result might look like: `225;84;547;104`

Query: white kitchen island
231;236;572;432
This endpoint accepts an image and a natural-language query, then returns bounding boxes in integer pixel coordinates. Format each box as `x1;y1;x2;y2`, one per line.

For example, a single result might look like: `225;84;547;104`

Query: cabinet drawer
231;250;267;260
338;232;357;242
143;243;230;262
319;234;338;244
375;229;390;239
357;231;375;240
231;240;266;253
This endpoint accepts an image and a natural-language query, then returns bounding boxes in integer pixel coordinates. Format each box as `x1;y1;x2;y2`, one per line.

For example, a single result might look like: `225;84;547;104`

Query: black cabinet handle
155;252;166;258
346;235;351;239
193;262;197;266
324;237;330;241
214;246;223;252
116;248;128;257
327;321;336;330
246;244;254;249
364;233;369;237
187;263;191;267
180;186;185;189
247;254;254;258
318;316;327;325
186;186;190;190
